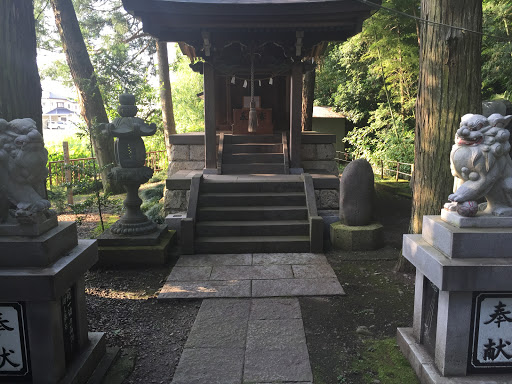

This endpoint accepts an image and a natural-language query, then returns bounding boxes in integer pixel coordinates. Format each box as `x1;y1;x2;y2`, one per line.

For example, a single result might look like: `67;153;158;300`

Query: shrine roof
122;0;379;56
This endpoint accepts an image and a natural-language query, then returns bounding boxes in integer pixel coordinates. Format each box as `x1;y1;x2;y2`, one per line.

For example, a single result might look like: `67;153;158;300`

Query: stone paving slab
246;319;307;350
175;253;252;266
171;347;245;384
252;278;345;297
292;263;337;278
171;298;313;384
185;299;250;348
252;252;329;265
158;280;251;299
167;266;212;281
250;298;301;320
160;253;343;299
210;265;293;280
243;346;313;383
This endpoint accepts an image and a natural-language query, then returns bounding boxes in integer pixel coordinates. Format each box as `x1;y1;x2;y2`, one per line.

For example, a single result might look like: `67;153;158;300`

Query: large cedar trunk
156;40;176;162
50;0;123;194
0;0;42;133
399;0;482;272
302;69;315;131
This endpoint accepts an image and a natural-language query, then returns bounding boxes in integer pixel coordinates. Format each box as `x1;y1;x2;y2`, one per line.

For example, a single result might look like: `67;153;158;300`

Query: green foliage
140;184;164;201
47;187;67;214
149;169;167;183
140;183;165;224
351;338;419;384
482;0;512;100
170;49;205;133
92;215;119;238
316;0;419;166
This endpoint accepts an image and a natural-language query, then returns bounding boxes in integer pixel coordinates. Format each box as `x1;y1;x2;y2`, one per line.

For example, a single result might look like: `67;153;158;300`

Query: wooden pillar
289;61;303;172
203;62;217;171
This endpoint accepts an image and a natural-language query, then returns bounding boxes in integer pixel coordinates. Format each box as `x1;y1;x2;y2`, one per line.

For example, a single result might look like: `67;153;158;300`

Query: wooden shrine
122;0;379;172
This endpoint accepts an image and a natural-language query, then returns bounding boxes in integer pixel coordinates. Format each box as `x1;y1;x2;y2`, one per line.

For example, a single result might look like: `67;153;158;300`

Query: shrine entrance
123;0;378;253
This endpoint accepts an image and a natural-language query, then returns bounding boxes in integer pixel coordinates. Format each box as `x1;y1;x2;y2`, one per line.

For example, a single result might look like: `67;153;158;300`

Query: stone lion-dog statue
445;113;512;217
0;118;52;223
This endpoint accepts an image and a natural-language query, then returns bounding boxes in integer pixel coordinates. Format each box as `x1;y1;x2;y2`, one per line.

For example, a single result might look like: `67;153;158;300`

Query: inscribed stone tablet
470;293;512;372
0;303;29;378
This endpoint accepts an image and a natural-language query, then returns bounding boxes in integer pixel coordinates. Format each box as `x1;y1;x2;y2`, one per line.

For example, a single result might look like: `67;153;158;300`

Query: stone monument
0;118;105;383
399;113;512;383
330;159;383;250
97;94;174;265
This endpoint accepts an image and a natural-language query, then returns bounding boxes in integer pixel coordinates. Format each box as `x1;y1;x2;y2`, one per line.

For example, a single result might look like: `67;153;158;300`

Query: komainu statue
0;118;52;224
445;113;512;217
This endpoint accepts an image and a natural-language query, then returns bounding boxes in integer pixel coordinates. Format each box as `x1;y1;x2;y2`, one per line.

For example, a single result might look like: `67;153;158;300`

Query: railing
336;151;413;181
47;150;168;189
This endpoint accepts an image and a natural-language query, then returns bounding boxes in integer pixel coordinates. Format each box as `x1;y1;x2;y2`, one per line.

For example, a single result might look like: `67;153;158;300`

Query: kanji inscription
0;303;29;378
471;293;512;372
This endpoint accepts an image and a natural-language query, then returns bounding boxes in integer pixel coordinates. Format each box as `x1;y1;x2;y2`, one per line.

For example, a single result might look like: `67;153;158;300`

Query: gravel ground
85;265;200;383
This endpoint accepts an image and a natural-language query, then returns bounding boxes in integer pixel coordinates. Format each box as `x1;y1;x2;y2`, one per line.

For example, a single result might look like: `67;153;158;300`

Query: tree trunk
0;0;42;133
400;0;482;272
156;40;176;162
302;69;315;131
50;0;123;194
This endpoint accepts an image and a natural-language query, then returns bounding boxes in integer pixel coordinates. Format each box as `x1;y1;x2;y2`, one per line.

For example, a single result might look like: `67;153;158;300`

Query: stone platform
158;252;344;299
97;225;175;266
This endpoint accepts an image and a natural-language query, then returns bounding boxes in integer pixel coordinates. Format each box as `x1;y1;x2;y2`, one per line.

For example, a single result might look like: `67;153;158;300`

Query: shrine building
122;0;379;253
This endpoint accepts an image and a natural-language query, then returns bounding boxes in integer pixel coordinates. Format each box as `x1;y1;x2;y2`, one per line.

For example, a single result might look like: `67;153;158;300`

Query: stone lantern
97;94;174;266
104;93;158;235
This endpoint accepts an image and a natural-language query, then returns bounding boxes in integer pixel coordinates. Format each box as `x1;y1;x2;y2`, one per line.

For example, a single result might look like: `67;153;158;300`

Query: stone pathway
171;298;313;384
163;252;344;383
159;253;344;299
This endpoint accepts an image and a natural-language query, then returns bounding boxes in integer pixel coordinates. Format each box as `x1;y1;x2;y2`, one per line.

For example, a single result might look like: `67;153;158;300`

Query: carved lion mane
445;113;512;216
0;118;51;223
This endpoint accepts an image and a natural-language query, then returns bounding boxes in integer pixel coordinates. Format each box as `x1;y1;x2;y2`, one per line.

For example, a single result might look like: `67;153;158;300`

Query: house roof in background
313;106;344;118
43;107;76;115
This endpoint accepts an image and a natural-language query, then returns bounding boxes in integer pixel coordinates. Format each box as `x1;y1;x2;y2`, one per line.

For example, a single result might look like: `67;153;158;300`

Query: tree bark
156;40;176;162
302;69;315;131
50;0;123;194
0;0;42;133
401;0;482;271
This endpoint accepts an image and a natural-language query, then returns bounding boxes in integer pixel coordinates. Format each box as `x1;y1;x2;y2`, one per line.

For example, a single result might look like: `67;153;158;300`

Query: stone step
199;192;306;207
201;179;304;193
229;134;281;144
197;206;308;221
194;236;311;254
222;163;286;175
195;220;310;237
222;153;283;164
230;143;283;154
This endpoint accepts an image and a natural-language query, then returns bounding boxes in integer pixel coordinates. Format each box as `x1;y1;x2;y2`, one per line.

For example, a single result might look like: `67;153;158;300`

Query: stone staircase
189;175;322;254
221;134;288;175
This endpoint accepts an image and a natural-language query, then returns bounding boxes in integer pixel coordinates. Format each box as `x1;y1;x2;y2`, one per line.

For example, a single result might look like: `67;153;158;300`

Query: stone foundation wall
167;144;205;177
315;189;339;210
300;143;338;175
164;189;190;213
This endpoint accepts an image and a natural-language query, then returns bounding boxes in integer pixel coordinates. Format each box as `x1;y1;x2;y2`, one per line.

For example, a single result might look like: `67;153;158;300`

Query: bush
140;184;164;201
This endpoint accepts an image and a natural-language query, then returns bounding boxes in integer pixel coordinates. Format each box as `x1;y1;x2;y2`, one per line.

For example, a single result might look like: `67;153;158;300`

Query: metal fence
336;151;413;181
47;150;168;189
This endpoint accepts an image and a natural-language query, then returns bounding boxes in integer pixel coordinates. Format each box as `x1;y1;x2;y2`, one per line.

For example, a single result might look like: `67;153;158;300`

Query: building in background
312;106;347;153
42;91;80;129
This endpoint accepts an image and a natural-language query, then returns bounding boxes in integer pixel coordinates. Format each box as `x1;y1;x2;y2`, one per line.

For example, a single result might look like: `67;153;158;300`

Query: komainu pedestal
0;118;105;383
398;212;512;383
